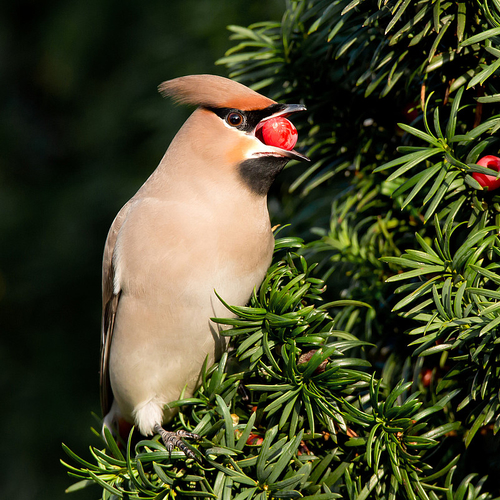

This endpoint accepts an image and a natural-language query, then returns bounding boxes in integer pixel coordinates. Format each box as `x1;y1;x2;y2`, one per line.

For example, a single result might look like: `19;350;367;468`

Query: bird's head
159;74;309;196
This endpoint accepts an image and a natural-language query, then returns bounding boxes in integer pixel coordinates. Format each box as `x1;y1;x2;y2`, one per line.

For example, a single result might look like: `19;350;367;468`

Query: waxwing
100;74;308;455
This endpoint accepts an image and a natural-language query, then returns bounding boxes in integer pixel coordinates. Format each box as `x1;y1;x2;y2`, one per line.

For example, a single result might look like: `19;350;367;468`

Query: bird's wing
100;201;132;417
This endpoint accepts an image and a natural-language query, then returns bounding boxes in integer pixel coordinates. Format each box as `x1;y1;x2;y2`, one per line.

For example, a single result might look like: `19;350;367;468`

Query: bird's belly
109;293;221;422
109;224;273;427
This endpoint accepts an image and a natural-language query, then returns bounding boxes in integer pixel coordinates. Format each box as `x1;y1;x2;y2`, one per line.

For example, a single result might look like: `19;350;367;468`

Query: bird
100;74;308;456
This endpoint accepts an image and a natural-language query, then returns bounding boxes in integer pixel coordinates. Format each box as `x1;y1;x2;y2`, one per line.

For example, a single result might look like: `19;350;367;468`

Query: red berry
421;368;432;387
472;155;500;191
402;101;419;123
257;116;298;151
246;433;264;445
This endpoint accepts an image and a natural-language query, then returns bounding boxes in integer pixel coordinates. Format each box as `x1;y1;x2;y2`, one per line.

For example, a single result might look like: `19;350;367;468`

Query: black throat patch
238;156;289;196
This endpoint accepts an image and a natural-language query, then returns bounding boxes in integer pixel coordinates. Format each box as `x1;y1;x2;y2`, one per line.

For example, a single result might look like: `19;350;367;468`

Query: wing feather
100;201;132;417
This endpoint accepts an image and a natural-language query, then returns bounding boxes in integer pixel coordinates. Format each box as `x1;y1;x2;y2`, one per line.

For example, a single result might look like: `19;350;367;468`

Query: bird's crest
158;74;276;111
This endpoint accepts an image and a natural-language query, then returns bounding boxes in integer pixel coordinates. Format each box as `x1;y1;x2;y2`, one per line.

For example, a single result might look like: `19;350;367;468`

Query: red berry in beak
257;116;298;151
472;155;500;191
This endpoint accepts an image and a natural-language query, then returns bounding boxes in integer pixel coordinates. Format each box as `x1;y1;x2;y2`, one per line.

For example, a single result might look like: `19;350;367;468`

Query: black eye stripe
205;104;287;133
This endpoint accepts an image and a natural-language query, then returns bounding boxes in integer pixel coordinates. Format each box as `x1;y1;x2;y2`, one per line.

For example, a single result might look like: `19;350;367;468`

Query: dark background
0;1;284;498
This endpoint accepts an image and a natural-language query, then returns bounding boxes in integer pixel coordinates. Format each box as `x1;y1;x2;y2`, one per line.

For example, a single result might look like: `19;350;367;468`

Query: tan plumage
158;74;275;110
100;75;307;449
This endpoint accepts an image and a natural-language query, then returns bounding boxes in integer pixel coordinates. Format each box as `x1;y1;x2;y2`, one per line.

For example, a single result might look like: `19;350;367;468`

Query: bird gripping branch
100;74;308;456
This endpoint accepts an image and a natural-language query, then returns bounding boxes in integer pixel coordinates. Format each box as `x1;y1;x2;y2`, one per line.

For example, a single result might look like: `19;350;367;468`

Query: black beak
281;103;307;115
280;148;310;162
271;103;310;162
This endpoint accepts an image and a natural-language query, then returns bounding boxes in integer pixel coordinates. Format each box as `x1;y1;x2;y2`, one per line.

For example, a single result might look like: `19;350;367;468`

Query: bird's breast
114;196;274;310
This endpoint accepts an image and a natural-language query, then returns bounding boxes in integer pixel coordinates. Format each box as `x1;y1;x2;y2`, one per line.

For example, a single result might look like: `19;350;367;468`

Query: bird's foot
154;424;200;459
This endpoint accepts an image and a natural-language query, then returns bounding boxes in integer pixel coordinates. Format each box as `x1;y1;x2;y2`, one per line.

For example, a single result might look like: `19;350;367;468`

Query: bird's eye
226;112;243;127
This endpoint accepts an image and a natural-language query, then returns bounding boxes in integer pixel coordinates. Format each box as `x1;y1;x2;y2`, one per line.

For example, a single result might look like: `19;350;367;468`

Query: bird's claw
154;424;200;459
